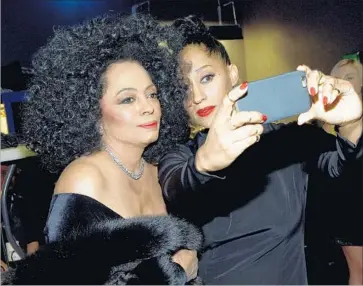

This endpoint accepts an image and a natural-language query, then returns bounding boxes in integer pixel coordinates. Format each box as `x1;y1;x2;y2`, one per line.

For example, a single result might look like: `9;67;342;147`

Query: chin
141;133;159;146
194;118;212;129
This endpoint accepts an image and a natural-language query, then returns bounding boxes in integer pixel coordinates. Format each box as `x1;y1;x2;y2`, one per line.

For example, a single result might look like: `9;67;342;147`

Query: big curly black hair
172;15;231;65
21;13;189;173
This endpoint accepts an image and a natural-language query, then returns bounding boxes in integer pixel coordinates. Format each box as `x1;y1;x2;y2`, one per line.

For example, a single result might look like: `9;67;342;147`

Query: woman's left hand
296;65;362;126
172;249;198;282
1;260;8;272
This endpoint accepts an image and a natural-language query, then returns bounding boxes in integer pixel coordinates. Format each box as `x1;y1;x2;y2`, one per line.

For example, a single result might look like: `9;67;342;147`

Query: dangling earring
98;124;106;151
99;124;104;136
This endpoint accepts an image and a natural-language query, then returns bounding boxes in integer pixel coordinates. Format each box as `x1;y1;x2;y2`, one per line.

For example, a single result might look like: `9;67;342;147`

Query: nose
139;97;154;115
190;85;206;105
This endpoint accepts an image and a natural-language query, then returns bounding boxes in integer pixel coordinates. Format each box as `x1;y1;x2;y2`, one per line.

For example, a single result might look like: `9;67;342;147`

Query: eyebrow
116;84;156;96
195;65;212;72
116;87;136;96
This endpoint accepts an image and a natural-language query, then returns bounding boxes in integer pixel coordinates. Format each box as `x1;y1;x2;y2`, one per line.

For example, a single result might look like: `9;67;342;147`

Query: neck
102;138;145;172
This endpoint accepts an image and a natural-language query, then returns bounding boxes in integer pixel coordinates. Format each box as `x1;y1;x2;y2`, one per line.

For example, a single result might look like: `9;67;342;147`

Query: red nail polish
309;87;316;96
240;82;248;90
323;96;328;106
262;114;268;121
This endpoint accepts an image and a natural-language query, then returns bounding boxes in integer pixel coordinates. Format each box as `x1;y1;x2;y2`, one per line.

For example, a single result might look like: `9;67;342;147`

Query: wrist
172;261;188;283
337;115;363;128
195;146;211;173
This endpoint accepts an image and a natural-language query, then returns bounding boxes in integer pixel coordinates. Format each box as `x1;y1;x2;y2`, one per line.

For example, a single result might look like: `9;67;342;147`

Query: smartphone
235;70;311;123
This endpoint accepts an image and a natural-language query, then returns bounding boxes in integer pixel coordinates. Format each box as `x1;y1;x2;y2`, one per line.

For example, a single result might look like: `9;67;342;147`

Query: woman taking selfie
158;15;363;284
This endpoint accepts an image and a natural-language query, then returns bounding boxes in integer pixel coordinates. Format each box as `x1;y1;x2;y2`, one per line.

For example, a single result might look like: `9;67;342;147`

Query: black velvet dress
44;193;121;244
3;193;204;285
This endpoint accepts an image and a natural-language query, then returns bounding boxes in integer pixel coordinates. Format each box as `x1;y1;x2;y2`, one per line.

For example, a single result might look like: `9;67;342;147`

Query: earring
99;124;104;135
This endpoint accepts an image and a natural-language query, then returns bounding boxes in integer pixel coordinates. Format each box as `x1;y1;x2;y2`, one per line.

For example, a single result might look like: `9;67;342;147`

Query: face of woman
100;61;161;148
334;64;362;97
180;44;238;128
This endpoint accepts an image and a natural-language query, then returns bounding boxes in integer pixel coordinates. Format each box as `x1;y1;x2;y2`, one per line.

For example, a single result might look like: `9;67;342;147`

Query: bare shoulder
55;157;105;197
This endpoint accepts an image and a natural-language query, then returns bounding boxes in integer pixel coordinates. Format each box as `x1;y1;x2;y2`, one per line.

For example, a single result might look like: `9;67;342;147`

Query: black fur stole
1;215;203;285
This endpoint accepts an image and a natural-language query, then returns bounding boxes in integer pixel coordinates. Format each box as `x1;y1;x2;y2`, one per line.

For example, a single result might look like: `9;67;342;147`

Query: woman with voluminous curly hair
2;13;203;285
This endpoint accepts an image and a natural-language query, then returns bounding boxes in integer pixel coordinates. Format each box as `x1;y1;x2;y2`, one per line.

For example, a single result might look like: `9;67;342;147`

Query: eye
200;74;215;84
345;76;354;81
147;92;158;99
119;97;135;104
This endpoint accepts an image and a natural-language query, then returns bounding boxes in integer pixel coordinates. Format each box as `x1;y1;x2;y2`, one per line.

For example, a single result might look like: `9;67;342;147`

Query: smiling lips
138;121;158;129
196;106;216;117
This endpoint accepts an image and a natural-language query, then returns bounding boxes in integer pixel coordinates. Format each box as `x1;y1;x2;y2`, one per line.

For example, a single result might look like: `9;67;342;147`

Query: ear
228;64;239;87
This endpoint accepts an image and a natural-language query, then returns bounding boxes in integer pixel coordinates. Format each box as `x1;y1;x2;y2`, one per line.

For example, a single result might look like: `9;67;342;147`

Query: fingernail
323;96;328;106
309;87;316;96
240;82;248;90
262;114;267;121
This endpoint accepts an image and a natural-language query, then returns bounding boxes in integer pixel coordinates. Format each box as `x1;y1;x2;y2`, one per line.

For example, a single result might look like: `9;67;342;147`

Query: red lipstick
196;106;215;117
138;121;158;129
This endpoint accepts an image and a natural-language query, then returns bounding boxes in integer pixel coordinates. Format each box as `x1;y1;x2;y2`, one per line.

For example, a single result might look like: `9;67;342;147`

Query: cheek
109;112;130;125
187;107;195;120
183;101;194;118
205;85;220;99
184;98;193;110
154;101;162;118
207;81;229;104
101;102;129;127
210;76;231;101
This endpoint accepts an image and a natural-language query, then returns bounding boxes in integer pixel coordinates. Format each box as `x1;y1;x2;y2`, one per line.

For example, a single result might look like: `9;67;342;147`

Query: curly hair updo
172;15;231;65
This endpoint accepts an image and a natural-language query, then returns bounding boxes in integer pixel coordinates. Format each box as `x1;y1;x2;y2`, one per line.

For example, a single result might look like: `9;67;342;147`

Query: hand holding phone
235;71;312;123
195;84;265;173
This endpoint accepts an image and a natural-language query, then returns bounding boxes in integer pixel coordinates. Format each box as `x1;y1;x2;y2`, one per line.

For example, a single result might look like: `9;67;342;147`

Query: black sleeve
268;123;363;176
159;123;363;207
158;143;225;205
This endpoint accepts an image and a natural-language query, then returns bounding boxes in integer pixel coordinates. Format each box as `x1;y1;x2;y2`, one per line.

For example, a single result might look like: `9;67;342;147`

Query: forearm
159;147;224;205
195;146;209;173
314;132;362;177
159;157;198;203
295;123;362;177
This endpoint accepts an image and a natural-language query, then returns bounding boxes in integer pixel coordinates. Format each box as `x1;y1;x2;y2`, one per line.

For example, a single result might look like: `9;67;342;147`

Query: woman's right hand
195;83;266;173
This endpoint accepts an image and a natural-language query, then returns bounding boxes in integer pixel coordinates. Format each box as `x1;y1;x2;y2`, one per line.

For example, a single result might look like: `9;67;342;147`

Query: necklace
102;143;145;180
